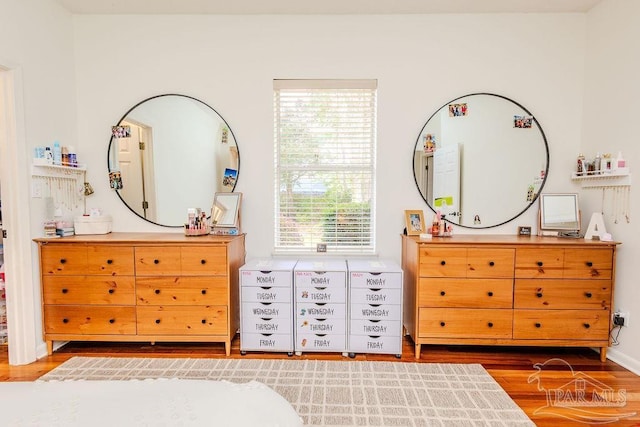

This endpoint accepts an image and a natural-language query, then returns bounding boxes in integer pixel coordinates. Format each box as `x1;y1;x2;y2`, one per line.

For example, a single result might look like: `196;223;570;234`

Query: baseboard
606;347;640;376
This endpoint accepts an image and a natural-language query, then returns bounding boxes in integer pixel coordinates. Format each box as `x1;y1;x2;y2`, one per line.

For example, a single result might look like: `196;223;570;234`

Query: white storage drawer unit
239;258;297;355
347;258;403;357
294;259;347;355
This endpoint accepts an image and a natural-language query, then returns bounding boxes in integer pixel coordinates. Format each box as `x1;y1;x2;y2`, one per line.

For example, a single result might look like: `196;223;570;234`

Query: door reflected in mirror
108;94;239;227
413;93;549;229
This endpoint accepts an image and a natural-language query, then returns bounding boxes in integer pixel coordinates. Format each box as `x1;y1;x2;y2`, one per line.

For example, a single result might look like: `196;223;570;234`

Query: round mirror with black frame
107;94;239;227
413;93;549;229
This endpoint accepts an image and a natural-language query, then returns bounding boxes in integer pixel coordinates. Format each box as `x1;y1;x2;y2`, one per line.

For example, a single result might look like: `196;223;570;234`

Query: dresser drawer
136;277;227;305
419;248;467;277
135;247;182;276
181;246;227;275
242;316;292;334
44;306;136;334
241;286;291;303
241;333;293;352
350;319;401;337
296;286;346;304
418;308;512;339
298;318;346;335
295;271;345;288
467;249;514;278
41;245;88;275
296;333;346;351
297;302;346;320
86;246;135;275
513;309;609;340
515;248;564;279
43;276;135;305
564;249;613;279
418;278;513;308
242;302;291;320
136;306;227;335
241;270;293;287
351;287;401;305
351;303;402;321
514;279;611;310
349;271;402;289
349;335;401;354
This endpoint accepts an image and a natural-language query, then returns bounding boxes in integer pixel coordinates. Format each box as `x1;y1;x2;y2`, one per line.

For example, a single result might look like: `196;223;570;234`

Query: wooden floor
2;338;639;426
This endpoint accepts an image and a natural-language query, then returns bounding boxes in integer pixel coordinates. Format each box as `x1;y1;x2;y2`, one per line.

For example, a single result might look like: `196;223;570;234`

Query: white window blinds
274;79;377;253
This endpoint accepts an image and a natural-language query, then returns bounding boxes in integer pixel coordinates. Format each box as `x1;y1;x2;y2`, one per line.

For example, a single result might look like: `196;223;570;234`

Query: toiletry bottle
431;214;439;235
53;141;62;166
61;145;69;167
616;151;626;169
577;153;585;174
438;214;445;237
594;152;601;174
68;146;77;167
45;146;53;164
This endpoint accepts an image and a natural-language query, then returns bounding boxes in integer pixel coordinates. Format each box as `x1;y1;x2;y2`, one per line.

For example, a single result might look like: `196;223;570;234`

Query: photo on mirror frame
222;168;237;188
111;125;131;138
448;103;468;117
514;115;533;128
109;170;123;190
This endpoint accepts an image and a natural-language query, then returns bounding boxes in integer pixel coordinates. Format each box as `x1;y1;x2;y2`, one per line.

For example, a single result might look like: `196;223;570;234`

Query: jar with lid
577;153;585;174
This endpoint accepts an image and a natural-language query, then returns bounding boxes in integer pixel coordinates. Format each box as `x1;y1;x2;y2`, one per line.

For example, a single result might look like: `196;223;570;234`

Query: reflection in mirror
413;93;548;229
108;94;239;227
211;192;242;227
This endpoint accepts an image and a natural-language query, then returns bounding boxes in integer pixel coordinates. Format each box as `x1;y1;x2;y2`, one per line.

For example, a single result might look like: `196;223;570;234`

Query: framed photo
405;210;426;236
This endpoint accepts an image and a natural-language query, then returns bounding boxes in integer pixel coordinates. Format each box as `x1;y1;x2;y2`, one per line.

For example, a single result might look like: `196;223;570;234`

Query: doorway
0;65;38;365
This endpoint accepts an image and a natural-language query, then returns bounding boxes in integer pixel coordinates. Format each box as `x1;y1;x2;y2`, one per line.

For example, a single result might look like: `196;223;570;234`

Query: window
274;79;377;253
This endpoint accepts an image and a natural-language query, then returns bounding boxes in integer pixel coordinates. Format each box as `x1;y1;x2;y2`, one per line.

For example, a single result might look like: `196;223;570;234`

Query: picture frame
405;210;426;236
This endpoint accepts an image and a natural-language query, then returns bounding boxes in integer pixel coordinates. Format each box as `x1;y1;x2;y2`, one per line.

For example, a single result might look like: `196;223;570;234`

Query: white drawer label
241;270;292;287
350;319;401;337
296;333;346;351
242;286;291;303
241;333;293;352
350;288;401;305
295;271;345;287
297;303;346;319
242;316;292;334
296;287;346;303
242;302;291;319
349;335;401;354
297;318;346;335
351;303;402;320
349;272;402;289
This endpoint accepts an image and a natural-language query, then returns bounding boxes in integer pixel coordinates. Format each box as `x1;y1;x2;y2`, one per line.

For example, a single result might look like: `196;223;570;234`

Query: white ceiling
54;0;603;15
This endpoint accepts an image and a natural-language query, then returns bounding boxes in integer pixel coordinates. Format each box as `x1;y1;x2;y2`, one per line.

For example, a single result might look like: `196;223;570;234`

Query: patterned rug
40;357;534;426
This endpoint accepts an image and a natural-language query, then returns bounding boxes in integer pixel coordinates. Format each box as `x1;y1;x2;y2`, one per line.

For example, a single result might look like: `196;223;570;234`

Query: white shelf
571;171;631;188
31;163;86;179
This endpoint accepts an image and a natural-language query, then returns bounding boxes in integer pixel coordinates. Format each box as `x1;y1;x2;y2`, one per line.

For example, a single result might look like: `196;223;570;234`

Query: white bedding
0;378;303;426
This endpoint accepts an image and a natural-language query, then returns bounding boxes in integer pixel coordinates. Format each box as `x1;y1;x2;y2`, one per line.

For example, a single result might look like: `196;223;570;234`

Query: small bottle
577;153;585;174
431;214;439;236
68;145;77;167
44;146;53;164
616;151;626;169
594;152;601;174
53;141;62;166
61;146;69;167
438;215;445;237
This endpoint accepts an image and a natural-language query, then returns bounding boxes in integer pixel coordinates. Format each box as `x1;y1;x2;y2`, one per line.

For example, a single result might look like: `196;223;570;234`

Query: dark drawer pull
61;288;68;294
586;261;593;267
62;318;69;324
108;289;115;294
536;261;543;267
201;259;206;265
154;259;160;264
585;292;592;298
106;259;113;265
440;322;446;327
201;289;207;295
489;261;495;267
535;322;541;328
487;322;494;328
60;258;67;264
584;323;591;329
440;291;446;296
440;260;446;266
154;289;160;294
201;319;207;324
487;291;494;297
536;292;543;298
155;319;161;324
109;319;115;324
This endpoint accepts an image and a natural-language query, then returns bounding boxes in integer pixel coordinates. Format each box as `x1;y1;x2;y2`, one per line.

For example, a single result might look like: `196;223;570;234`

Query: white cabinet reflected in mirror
413;93;549;229
108;94;239;227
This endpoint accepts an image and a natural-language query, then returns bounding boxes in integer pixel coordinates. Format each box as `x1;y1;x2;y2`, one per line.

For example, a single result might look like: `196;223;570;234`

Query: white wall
73;13;586;262
582;0;640;373
0;0;77;362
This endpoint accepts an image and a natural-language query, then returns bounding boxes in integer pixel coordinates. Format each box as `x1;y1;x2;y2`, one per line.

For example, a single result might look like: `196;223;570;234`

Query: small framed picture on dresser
405;210;426;236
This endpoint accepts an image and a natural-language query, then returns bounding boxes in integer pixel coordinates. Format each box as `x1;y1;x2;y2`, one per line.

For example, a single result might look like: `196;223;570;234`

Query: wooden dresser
401;234;618;362
34;233;245;356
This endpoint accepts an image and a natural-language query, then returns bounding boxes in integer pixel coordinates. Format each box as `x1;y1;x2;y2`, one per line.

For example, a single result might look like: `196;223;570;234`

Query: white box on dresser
347;259;403;358
294;259;347;356
239;258;297;355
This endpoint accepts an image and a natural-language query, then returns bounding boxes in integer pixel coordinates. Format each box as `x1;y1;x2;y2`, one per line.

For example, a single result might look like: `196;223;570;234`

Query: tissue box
74;215;112;235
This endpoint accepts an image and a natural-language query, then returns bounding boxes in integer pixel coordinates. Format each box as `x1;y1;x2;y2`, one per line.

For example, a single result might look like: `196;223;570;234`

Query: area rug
40;357;534;426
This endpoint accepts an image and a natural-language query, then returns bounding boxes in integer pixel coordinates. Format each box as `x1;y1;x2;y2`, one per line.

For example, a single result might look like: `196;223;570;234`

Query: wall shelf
31;163;86;179
571;171;631;188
